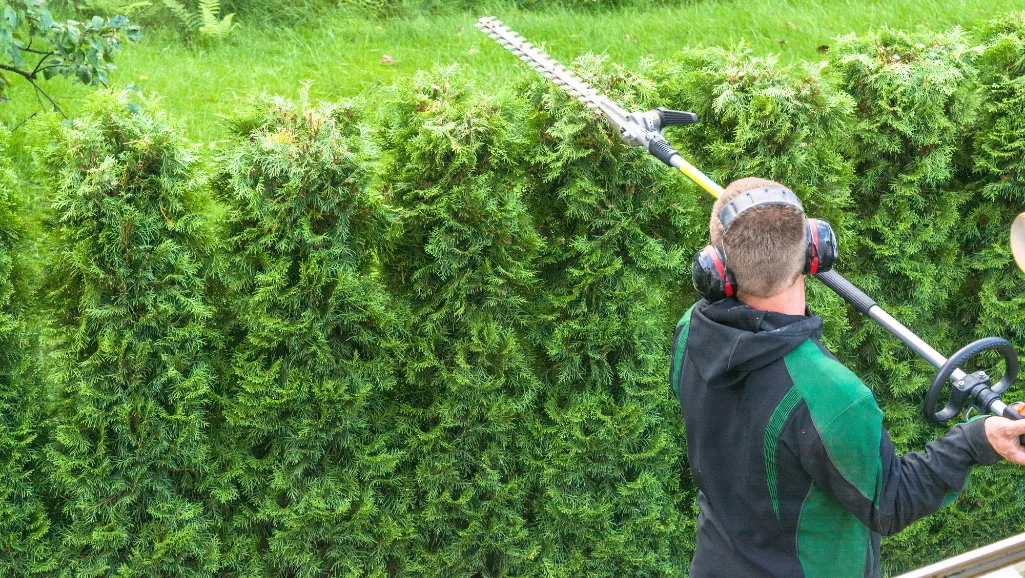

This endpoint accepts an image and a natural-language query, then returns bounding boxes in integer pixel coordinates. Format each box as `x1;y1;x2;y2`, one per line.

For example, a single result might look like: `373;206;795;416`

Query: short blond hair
709;178;806;298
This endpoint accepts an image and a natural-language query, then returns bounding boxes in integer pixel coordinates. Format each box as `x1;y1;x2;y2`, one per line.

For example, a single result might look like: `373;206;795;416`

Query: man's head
710;177;807;299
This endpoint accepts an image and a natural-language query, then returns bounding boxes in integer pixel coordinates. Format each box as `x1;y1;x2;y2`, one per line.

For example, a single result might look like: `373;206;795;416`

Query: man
669;177;1025;577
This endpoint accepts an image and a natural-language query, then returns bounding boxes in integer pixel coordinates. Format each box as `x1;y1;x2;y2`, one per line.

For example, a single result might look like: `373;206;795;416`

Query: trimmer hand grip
924;337;1018;423
648;136;680;167
656;108;698;128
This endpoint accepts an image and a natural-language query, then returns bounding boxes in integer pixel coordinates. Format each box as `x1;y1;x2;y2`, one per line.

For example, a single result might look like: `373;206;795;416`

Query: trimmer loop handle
923;337;1018;423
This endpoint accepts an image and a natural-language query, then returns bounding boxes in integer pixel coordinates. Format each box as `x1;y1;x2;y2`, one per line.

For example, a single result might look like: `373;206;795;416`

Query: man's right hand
984;417;1025;465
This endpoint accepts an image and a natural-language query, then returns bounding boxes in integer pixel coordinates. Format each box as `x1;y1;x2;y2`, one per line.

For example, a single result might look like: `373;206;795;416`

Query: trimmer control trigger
1012;402;1025;418
655;108;699;128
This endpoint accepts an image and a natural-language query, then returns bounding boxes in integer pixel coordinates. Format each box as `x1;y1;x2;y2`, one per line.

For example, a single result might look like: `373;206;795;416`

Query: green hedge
3;12;1025;577
380;69;542;575
0;127;53;576
39;90;220;575
210;94;402;576
518;57;694;576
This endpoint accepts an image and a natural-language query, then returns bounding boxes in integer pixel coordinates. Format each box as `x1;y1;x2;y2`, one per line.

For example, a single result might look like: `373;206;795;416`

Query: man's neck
737;276;807;316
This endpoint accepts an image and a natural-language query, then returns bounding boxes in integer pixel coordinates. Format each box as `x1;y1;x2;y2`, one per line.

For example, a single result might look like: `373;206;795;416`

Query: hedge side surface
209;94;404;577
378;69;542;576
518;56;697;577
965;12;1025;343
945;15;1025;567
0;127;53;577
39;91;221;577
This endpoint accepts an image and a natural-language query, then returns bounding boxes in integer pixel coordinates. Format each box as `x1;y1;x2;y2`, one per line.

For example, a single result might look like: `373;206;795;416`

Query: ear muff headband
717;187;804;231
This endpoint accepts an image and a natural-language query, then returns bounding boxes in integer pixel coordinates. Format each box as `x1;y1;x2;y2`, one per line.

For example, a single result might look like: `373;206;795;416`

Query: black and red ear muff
805;218;838;275
697;185;838;299
692;245;735;302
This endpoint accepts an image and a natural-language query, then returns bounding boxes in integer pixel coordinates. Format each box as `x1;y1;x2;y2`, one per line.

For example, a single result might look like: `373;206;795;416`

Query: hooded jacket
669;298;1000;578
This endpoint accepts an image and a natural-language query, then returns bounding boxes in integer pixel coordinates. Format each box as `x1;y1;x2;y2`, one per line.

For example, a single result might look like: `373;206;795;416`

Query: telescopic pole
811;272;963;378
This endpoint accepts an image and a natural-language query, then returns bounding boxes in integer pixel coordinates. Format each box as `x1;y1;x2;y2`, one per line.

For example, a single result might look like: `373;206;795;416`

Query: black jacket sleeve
785;397;1000;537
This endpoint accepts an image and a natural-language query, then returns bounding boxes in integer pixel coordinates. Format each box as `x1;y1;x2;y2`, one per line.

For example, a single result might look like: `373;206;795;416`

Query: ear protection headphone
691;187;838;302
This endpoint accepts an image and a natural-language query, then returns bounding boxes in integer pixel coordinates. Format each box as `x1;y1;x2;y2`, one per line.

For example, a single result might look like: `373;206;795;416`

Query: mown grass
2;0;1020;142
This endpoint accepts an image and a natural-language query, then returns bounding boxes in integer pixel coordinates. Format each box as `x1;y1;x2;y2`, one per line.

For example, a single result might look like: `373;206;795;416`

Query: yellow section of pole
676;157;725;199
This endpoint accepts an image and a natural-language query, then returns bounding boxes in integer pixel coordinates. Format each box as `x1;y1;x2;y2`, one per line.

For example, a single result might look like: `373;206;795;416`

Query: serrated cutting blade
475;16;726;199
475;17;629;125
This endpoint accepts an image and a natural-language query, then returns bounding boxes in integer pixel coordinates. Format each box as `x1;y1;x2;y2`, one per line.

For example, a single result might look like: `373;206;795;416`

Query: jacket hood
686;298;823;389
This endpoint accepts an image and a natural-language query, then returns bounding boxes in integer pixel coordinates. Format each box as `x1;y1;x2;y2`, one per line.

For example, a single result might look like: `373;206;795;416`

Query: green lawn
2;0;1021;141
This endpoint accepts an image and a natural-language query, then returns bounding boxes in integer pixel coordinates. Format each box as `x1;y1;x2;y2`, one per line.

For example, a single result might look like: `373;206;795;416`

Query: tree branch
0;61;65;117
31;80;45;111
0;62;35;81
31;52;55;77
19;46;55;56
33;64;62;76
31;81;66;118
10;111;39;133
0;52;59;81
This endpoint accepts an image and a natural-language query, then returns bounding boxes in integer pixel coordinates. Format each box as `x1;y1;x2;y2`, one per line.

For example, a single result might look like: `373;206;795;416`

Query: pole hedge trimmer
476;16;1025;434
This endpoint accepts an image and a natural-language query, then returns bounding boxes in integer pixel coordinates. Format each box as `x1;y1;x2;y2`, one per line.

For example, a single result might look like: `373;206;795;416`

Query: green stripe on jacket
670;303;698;399
764;386;802;520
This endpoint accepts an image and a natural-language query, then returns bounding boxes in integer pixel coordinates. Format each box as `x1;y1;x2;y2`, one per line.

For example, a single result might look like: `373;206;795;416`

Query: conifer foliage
0;127;53;577
973;12;1025;204
379;69;542;575
10;13;1025;576
965;12;1025;341
655;48;852;198
519;56;696;577
828;29;979;393
210;94;402;577
39;91;220;576
653;45;855;237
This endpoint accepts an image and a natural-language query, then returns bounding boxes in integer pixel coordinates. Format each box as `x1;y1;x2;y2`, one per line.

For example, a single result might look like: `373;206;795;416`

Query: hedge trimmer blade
475;16;724;198
474;16;631;127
